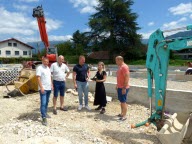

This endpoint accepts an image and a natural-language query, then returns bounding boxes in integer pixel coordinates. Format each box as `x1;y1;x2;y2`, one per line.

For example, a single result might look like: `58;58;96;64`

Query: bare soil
0;88;161;144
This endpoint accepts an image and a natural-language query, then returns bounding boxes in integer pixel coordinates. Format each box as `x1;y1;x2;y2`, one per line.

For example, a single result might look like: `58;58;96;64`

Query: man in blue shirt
73;55;91;110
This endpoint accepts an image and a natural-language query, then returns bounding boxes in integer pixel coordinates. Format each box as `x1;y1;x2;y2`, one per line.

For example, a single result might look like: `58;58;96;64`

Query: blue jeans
39;90;51;118
76;81;89;106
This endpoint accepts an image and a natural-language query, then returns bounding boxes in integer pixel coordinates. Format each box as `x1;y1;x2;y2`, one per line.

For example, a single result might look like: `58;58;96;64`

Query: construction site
0;63;192;144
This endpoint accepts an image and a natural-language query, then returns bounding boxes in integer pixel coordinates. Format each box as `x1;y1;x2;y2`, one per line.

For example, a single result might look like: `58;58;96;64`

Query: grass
127;59;189;66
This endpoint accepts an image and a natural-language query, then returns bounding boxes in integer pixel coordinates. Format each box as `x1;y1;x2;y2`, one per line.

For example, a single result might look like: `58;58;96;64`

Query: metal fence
0;69;20;85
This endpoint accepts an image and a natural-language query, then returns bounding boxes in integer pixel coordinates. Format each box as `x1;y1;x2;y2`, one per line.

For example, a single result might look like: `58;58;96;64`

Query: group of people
36;55;130;126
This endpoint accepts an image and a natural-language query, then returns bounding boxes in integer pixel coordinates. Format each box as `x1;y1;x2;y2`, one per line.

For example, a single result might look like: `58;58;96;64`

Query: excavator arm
132;25;192;144
147;25;192;118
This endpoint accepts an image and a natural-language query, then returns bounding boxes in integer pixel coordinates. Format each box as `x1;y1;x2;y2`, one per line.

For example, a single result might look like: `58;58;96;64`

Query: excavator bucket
6;69;38;97
157;113;192;144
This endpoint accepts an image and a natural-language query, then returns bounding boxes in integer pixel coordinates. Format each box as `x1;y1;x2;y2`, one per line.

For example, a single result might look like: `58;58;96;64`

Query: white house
0;38;33;58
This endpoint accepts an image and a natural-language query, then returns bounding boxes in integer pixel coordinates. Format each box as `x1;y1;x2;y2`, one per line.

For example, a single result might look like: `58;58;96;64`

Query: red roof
88;51;109;60
0;38;34;49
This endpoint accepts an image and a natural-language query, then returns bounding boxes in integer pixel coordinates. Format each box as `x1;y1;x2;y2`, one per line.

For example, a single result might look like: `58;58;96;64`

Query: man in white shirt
36;57;52;126
50;55;70;115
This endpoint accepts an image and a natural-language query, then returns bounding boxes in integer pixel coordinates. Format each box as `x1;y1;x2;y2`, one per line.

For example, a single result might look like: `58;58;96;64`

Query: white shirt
50;62;70;81
36;64;52;90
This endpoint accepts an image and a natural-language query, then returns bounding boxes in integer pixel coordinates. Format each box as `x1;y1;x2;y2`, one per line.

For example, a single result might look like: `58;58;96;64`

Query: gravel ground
0;86;161;144
0;74;191;144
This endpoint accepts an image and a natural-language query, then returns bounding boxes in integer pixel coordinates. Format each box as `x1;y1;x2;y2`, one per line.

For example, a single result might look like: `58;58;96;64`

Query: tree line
43;0;147;63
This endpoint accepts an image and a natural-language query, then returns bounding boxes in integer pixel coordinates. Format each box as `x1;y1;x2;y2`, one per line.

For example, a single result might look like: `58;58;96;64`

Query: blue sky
0;0;191;43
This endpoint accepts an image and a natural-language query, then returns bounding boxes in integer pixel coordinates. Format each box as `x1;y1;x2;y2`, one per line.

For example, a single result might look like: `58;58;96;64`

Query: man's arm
123;73;129;88
73;71;77;89
37;76;44;93
86;67;90;80
65;65;70;78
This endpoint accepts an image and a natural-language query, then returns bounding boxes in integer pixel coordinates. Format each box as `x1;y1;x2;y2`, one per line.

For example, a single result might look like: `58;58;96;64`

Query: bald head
58;55;64;65
115;56;124;66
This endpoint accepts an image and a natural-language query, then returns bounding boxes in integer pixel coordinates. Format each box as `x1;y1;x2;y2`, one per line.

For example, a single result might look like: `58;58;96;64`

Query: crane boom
32;5;57;63
33;5;49;49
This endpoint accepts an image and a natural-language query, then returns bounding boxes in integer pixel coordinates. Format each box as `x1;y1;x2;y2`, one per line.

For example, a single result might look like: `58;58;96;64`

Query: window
23;51;27;55
15;51;19;55
8;42;12;46
13;43;17;47
29;51;31;55
6;50;11;55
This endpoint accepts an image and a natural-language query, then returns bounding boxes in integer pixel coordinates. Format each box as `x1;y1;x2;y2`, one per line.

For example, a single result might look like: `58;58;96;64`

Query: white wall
0;40;32;58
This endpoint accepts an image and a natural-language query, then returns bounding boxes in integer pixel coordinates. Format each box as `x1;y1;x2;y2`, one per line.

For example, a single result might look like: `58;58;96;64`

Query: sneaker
100;108;105;114
42;117;47;126
85;105;91;111
78;105;83;111
53;109;57;115
118;117;127;122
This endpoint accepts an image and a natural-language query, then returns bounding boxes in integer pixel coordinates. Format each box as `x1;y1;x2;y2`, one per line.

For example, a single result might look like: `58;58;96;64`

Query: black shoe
100;108;105;114
117;114;123;117
53;109;57;115
95;106;102;111
42;117;47;126
60;107;68;111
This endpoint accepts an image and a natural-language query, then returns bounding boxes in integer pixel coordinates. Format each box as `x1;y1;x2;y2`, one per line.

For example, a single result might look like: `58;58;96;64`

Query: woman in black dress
92;62;107;114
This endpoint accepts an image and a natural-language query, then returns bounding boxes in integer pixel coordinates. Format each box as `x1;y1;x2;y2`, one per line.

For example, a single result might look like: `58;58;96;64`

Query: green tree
71;30;90;55
57;41;74;56
88;0;143;59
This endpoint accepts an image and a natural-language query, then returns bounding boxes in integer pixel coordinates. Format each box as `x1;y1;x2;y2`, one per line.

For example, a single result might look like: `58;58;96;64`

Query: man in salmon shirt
115;56;130;121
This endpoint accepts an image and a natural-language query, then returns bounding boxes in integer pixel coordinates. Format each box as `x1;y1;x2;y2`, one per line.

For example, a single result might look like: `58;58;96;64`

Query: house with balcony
0;38;33;58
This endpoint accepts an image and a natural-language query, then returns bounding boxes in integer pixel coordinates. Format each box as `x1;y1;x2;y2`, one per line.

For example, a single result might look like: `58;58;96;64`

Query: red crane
32;5;57;63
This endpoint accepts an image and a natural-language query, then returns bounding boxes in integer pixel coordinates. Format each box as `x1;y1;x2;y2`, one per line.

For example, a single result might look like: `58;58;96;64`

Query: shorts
53;80;65;97
117;88;129;103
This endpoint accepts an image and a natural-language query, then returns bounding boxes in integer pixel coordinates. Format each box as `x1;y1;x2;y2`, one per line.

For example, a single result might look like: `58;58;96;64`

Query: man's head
115;56;124;66
42;57;49;67
58;55;64;65
79;55;85;65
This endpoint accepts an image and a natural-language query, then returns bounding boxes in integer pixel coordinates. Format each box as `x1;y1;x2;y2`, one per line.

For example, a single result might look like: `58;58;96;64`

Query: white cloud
0;6;63;43
80;6;96;14
162;17;187;29
46;18;63;32
190;14;192;19
148;22;154;26
83;27;91;32
69;0;98;14
49;35;72;41
0;7;36;35
168;3;192;15
140;31;154;39
13;3;32;11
